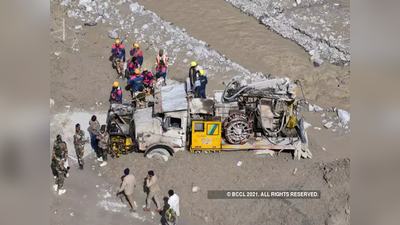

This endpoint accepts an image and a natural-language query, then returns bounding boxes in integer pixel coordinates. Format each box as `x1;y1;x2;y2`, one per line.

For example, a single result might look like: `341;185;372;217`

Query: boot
100;161;107;167
53;184;58;192
97;157;103;162
79;164;84;170
58;189;66;195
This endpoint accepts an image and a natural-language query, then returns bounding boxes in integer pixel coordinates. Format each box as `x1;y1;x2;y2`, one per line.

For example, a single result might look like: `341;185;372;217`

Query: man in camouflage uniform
73;123;85;170
98;125;109;167
52;134;68;195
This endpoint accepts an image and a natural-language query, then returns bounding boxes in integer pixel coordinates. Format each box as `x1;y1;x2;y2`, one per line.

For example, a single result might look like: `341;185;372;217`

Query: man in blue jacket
198;69;207;99
111;39;126;76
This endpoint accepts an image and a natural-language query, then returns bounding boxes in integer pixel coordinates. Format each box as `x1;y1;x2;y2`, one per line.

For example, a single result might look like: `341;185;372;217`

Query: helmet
199;69;205;76
56;134;62;140
133;43;139;48
75;123;80;129
143;67;148;72
190;61;197;67
115;39;121;44
113;81;119;87
159;49;164;55
135;69;140;74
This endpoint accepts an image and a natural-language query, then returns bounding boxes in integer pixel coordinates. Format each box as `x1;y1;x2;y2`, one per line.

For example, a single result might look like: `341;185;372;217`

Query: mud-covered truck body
107;77;311;161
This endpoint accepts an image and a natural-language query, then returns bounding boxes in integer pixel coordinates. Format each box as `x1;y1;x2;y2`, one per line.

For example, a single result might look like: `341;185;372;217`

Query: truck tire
145;147;173;162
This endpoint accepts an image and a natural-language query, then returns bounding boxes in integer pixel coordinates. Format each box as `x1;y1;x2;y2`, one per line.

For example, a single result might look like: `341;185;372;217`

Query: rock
50;99;55;107
165;40;173;46
187;43;193;50
309;49;316;56
192;186;199;193
98;9;104;16
108;29;119;39
345;208;350;214
134;29;139;34
313;59;324;67
324;121;333;129
61;0;69;6
141;24;149;30
74;25;83;30
296;0;301;4
186;51;193;57
322;119;327;123
308;104;315;111
95;16;103;23
194;46;203;56
321;147;326;151
337;109;350;124
313;104;323;112
129;3;140;12
293;168;297;175
183;59;188;63
314;127;322;130
292;3;297;7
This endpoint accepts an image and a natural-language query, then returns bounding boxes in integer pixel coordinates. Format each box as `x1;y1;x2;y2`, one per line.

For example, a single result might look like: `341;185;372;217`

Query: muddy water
131;0;350;109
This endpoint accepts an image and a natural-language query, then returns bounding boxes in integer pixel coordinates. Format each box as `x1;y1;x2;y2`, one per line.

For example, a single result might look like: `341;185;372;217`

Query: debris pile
224;0;350;66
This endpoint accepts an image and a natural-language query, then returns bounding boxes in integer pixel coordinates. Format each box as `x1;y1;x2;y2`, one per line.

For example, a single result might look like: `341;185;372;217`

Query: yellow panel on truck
190;120;222;152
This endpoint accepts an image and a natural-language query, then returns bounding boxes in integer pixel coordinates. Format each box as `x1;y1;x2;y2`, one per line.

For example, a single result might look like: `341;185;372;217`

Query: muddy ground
50;0;350;224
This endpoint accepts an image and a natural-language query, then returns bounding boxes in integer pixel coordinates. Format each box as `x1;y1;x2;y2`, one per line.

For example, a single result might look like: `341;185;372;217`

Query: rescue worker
52;155;68;195
111;39;126;76
110;82;123;104
89;115;101;160
52;134;68;195
73;123;85;170
188;61;198;90
142;68;153;88
127;57;139;77
156;64;167;86
155;49;168;68
155;49;168;85
143;170;162;212
128;69;144;95
198;69;208;99
97;125;109;167
130;43;143;66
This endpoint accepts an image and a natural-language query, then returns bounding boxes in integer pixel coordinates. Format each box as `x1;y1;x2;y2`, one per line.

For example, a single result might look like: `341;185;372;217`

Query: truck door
162;116;186;148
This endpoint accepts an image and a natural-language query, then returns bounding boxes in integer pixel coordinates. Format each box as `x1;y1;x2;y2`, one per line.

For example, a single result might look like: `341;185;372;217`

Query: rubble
108;29;119;39
192;186;200;193
224;0;350;65
313;104;324;112
337;109;350;124
324;121;333;129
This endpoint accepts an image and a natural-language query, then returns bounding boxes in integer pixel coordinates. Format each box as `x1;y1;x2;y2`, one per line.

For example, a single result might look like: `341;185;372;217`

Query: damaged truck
105;76;312;161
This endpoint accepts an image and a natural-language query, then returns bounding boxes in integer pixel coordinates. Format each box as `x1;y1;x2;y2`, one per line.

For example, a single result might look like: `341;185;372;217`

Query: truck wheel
145;148;170;162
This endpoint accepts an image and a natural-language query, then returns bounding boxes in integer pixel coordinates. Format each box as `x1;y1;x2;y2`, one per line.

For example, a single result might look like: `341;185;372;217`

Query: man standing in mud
89;115;101;160
143;170;162;212
52;134;68;195
73;123;85;170
97;125;109;167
